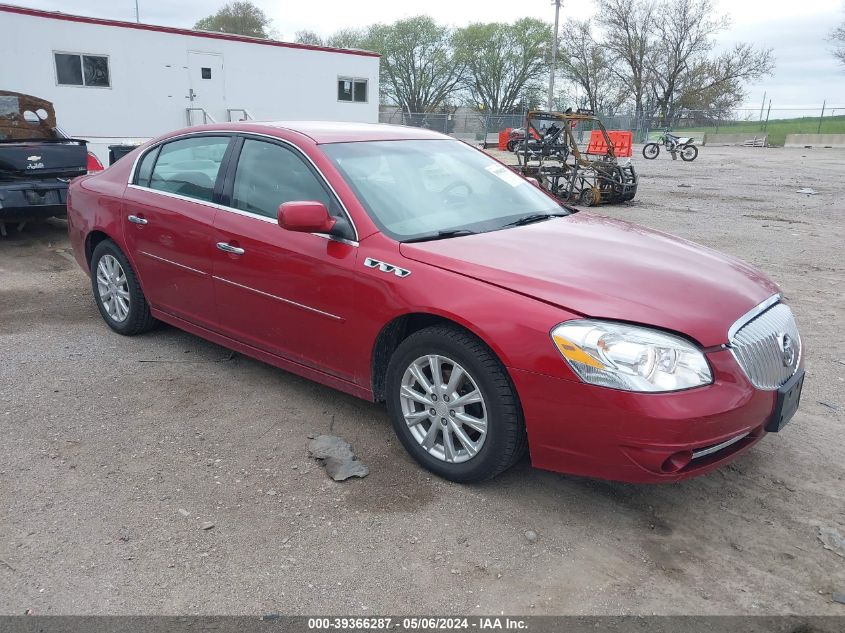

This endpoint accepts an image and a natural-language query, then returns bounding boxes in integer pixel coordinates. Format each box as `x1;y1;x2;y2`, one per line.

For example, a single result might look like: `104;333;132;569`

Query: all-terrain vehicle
514;109;637;206
0;91;97;235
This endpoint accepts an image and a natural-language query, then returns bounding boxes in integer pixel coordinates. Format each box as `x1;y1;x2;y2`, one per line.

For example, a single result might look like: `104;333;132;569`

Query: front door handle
216;242;245;255
128;214;148;225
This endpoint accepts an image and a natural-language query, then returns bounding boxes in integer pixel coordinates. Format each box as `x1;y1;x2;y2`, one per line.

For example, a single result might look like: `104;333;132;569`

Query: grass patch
649;114;845;146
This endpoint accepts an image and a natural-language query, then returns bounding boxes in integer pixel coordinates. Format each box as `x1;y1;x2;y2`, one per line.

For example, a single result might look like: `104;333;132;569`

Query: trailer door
186;52;226;125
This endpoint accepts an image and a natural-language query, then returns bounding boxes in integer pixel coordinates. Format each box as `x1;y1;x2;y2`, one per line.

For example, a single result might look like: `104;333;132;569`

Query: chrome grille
729;302;801;390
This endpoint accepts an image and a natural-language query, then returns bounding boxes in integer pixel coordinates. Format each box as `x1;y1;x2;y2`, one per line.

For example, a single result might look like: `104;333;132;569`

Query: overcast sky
11;0;845;112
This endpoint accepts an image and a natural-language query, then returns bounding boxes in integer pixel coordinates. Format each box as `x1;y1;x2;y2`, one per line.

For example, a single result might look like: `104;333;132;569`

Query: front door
123;134;233;330
211;137;358;381
187;52;225;124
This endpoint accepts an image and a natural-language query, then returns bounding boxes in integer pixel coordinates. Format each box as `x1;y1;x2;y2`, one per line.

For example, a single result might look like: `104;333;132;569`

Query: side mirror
278;201;336;234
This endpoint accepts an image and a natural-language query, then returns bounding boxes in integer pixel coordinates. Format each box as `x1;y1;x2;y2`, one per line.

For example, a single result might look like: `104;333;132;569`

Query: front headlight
551;320;712;392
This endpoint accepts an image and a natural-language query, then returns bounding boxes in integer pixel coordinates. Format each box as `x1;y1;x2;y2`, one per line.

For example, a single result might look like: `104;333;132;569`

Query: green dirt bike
642;129;698;161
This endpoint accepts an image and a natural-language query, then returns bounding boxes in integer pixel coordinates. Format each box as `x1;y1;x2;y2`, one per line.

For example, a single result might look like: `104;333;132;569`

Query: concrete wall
0;8;379;161
702;133;767;146
784;134;845;148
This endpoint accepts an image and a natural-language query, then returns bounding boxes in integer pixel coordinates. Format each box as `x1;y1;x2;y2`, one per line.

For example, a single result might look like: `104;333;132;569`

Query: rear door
211;136;358;380
123;134;234;330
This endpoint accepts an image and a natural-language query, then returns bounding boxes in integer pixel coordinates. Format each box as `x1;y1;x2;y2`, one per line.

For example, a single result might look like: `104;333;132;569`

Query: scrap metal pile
514;109;637;206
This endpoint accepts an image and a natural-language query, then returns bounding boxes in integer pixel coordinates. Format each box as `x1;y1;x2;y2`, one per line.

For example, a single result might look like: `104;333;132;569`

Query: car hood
399;213;779;347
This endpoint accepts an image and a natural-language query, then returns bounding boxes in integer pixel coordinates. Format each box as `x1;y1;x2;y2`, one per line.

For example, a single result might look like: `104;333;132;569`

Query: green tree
194;1;272;38
294;30;323;45
364;16;465;117
453;18;551;114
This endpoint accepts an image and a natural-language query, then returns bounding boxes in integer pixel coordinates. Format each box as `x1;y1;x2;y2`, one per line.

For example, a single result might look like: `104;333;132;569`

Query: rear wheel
386;326;526;482
90;239;157;335
680;145;698;161
642;143;660;159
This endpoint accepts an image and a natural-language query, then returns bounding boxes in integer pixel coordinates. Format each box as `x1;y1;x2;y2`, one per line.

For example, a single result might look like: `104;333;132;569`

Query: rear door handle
128;214;148;225
216;242;245;255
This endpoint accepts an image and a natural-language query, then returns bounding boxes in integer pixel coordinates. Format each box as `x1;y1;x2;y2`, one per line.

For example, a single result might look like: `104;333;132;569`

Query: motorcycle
642;129;698;161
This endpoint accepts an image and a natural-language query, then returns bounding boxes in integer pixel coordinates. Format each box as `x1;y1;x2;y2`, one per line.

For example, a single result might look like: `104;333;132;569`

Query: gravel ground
1;145;843;615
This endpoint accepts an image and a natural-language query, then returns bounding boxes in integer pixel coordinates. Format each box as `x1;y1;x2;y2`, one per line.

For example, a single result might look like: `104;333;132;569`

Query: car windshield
322;139;568;241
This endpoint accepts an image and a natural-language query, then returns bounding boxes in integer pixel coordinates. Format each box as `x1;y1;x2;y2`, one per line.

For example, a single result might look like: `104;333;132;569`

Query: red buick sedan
66;122;804;483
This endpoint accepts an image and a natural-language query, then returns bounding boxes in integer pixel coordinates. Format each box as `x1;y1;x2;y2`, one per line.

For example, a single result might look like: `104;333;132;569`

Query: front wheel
506;140;517;152
642;143;660;159
90;239;157;335
680;145;698;161
385;326;527;482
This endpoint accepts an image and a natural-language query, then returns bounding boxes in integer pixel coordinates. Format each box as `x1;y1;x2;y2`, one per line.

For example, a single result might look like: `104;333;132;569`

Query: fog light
661;450;692;473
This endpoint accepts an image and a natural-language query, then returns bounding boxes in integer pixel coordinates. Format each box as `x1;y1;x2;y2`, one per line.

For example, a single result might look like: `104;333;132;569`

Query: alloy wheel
399;354;488;463
96;254;130;322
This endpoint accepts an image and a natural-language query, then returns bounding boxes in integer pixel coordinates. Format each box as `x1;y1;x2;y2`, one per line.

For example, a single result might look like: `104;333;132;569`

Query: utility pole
547;0;562;111
134;0;140;23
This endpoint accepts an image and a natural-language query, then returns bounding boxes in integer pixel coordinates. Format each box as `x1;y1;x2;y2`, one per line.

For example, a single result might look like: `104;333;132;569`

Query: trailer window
338;77;368;103
54;53;110;88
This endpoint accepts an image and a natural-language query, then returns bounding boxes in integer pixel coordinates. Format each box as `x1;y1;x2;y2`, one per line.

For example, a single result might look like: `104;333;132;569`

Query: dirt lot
1;146;844;615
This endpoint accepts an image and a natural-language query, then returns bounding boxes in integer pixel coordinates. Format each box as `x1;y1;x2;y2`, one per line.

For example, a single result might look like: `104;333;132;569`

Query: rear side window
148;136;230;203
134;148;158;187
231;139;333;219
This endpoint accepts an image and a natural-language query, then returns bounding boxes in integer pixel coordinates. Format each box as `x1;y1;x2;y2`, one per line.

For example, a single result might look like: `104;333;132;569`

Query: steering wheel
441;180;473;205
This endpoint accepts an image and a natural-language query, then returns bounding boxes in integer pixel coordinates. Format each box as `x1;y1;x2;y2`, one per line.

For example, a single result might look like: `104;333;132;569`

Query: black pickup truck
0;91;90;236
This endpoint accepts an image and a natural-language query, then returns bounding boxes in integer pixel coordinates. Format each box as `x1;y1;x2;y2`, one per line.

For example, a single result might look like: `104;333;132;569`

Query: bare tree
594;0;657;117
453;18;551;114
326;28;367;50
674;43;774;116
832;19;845;65
559;20;626;113
364;16;466;116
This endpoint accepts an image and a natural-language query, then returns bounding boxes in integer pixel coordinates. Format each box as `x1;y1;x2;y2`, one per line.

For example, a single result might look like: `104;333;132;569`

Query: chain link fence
379;106;845;147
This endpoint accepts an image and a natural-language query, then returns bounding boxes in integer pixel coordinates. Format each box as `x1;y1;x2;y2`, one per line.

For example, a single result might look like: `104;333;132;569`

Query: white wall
0;9;379;161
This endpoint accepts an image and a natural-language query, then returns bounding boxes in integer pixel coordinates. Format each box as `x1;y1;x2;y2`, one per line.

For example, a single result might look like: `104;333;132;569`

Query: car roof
228;121;452;144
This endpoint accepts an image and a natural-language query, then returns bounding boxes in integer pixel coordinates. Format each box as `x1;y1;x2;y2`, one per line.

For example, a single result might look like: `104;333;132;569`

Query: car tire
385;325;527;483
90;239;157;335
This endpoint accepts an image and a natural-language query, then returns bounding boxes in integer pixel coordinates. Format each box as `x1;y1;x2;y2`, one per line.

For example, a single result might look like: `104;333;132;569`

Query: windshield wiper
502;212;568;228
402;229;477;243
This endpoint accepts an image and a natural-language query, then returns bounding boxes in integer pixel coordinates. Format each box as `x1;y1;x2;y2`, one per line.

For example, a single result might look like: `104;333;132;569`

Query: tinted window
353;80;367;102
149;136;230;202
83;55;110;87
55;53;83;86
134;148;158;187
232;139;333;219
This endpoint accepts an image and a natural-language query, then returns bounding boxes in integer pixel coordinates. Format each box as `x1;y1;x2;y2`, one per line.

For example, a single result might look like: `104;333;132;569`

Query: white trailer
0;4;380;162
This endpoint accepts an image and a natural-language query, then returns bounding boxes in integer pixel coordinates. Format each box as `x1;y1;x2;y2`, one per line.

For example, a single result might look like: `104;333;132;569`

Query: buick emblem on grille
778;333;796;368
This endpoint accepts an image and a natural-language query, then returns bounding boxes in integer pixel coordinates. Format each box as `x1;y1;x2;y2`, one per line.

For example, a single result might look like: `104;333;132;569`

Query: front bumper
0;179;70;221
511;349;779;483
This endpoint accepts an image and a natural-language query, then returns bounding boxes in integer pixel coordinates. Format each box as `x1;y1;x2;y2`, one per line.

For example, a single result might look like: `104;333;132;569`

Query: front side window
323;139;566;241
55;53;110;87
338;77;368;103
232;139;333;219
148;136;230;202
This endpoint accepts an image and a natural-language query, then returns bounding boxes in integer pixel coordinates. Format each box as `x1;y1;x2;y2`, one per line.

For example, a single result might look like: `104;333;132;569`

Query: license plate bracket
766;369;804;432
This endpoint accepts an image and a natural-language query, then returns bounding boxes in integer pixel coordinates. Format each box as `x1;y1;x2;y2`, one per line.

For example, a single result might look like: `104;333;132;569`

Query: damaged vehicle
0;91;100;236
515;109;638;206
66;122;803;484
